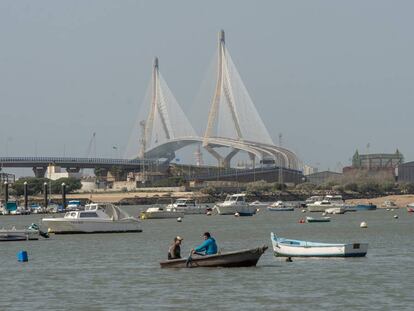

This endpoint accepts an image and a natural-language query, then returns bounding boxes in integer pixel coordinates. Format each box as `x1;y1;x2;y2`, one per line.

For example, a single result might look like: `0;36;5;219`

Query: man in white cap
168;236;183;260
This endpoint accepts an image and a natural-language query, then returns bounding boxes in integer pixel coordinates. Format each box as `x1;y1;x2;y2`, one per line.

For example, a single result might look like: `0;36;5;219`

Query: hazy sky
1;0;414;174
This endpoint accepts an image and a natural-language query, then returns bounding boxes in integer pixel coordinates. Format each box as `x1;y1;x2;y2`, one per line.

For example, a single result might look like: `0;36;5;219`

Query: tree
50;178;82;194
12;177;49;196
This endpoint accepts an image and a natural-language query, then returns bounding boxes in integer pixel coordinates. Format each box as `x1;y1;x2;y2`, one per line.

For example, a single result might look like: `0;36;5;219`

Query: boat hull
0;229;39;241
42;219;142;234
306;217;331;223
271;233;368;257
160;246;268;268
355;204;377;211
268;207;294;211
141;211;184;219
214;204;257;216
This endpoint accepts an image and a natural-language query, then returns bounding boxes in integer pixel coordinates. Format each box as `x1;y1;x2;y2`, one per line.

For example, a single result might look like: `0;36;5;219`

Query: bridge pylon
139;57;197;161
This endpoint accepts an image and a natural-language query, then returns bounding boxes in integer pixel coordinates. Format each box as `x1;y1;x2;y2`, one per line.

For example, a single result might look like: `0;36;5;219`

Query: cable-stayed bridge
141;30;301;173
1;30;303;182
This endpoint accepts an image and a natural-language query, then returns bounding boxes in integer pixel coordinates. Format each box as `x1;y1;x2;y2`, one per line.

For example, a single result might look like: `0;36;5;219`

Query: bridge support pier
223;148;239;168
204;146;239;169
248;153;256;168
32;167;47;178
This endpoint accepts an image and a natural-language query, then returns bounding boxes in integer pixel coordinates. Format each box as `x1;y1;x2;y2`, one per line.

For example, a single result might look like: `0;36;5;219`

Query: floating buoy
360;221;368;228
322;213;327;216
234;212;240;217
301;209;306;213
391;209;394;212
206;211;212;216
177;217;182;222
256;208;260;213
299;218;305;224
386;208;390;211
17;250;28;262
394;215;398;219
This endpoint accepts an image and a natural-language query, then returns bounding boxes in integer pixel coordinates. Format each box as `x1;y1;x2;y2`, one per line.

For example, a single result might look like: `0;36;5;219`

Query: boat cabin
224;194;247;203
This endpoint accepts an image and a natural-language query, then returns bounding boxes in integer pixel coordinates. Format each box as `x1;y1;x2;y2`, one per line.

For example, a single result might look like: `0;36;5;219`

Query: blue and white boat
67;200;83;211
267;201;294;211
270;232;368;257
354;203;377;211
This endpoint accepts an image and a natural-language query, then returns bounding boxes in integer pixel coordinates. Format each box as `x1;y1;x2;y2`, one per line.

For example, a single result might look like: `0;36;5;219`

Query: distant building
46;165;82;181
343;149;403;177
397;161;414;183
305;171;342;185
303;165;318;176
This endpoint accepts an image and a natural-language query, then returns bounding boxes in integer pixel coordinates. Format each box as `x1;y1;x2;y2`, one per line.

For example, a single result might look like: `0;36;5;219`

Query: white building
46;165;82;181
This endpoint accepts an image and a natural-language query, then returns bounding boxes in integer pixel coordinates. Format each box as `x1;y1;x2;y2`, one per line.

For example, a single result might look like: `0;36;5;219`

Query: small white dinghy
270;232;368;257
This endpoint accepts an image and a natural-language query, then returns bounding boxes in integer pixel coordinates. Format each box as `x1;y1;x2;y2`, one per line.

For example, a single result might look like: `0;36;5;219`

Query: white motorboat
382;200;398;208
271;232;368;257
325;207;346;214
307;195;345;212
141;206;184;219
249;201;268;208
166;198;206;214
267;201;294;211
305;196;324;204
66;200;83;211
0;227;39;241
42;203;141;234
213;194;257;216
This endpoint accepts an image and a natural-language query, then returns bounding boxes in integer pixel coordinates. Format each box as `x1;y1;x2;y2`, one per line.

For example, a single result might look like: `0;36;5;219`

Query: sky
1;0;414;175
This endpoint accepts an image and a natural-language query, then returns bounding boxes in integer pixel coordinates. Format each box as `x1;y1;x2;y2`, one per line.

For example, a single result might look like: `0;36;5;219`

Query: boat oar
185;251;205;267
185;251;193;268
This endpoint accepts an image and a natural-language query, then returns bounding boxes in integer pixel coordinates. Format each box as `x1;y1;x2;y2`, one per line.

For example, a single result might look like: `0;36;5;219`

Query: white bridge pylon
139;57;197;160
141;32;301;170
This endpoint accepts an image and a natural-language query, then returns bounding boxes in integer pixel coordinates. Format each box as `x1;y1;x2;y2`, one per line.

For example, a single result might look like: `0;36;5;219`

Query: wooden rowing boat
160;246;268;268
271;232;368;257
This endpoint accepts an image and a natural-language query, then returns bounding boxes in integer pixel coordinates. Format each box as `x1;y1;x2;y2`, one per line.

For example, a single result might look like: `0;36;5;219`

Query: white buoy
235;212;240;217
302;209;306;213
391;209;394;212
394;215;398;219
256;208;260;213
177;217;182;222
322;213;327;216
206;211;212;216
360;221;368;228
386;208;390;211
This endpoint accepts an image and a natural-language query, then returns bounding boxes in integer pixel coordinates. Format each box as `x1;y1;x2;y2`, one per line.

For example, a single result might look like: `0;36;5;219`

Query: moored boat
67;200;83;211
0;227;39;241
267;201;294;211
382;200;397;208
271;232;368;257
166;198;206;215
325;207;345;214
249;201;268;208
42;203;141;233
213;194;256;216
306;216;330;223
160;246;268;268
355;203;377;211
141;206;184;219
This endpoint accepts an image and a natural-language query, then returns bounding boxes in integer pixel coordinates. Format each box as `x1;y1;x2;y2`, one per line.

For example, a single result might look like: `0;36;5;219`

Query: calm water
0;206;413;310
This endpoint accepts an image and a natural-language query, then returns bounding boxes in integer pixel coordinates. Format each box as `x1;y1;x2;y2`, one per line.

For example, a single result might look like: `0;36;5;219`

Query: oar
185;251;193;268
185;251;205;267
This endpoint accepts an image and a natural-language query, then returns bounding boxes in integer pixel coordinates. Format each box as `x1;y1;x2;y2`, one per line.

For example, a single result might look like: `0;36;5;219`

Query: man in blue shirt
192;232;218;255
